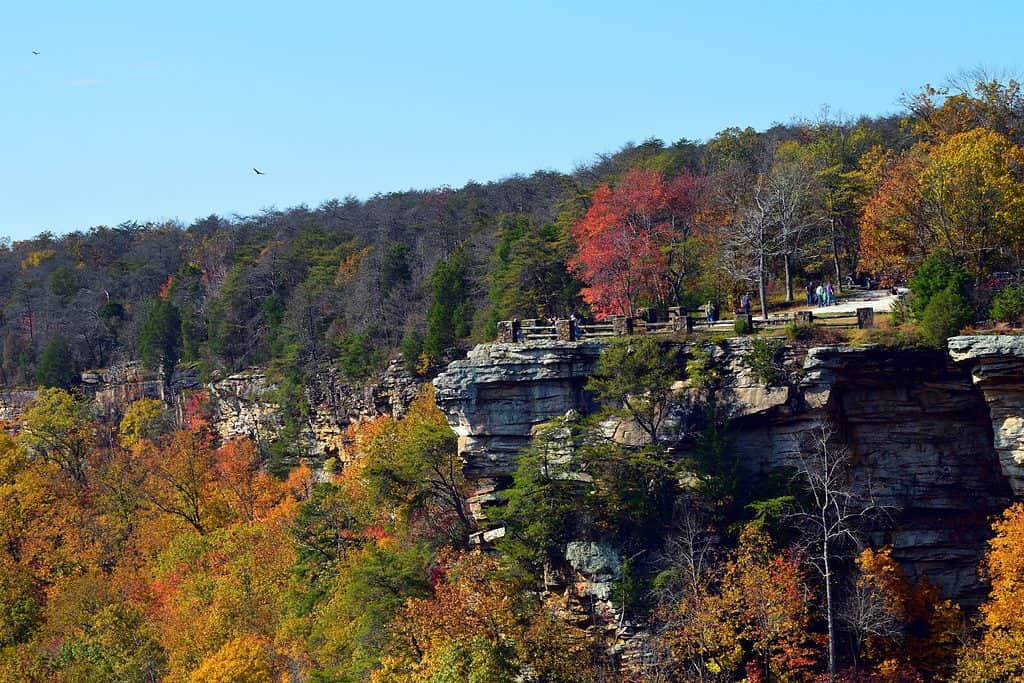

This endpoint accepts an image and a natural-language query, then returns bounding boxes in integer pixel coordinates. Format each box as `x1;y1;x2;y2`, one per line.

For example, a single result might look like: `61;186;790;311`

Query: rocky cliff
949;335;1024;495
432;341;604;515
0;360;422;463
434;335;1024;605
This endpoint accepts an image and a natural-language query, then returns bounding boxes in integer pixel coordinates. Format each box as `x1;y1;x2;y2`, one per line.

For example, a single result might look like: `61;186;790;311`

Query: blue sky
1;1;1021;241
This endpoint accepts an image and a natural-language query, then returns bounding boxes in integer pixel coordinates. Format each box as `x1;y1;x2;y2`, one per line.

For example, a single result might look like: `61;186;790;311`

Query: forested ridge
3;76;1024;681
0;96;910;391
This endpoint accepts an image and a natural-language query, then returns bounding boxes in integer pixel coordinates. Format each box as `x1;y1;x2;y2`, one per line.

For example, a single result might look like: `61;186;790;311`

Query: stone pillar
555;319;573;341
683;315;694;334
795;311;814;325
611;316;634;336
857;307;875;329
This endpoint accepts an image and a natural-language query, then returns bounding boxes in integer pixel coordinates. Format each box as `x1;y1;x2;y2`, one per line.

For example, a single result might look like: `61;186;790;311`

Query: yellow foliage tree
188;634;278;683
859;128;1024;281
956;504;1024;681
118;398;170;448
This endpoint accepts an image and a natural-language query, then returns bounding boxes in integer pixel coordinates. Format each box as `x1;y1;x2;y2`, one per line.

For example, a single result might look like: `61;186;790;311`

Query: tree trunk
758;253;769;320
783;253;794;302
824;523;836;680
831;219;843;293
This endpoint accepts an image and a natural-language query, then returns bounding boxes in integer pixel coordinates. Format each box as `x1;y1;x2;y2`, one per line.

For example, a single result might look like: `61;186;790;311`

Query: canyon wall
434;335;1024;605
0;360;422;463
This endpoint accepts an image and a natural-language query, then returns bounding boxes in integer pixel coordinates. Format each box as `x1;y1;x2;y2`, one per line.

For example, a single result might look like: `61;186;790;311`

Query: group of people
806;281;836;307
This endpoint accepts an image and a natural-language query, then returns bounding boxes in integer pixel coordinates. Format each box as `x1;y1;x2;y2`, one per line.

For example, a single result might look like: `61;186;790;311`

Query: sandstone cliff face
207;361;422;460
0;360;422;464
432;341;604;514
949;335;1024;495
0;362;169;424
433;337;1024;605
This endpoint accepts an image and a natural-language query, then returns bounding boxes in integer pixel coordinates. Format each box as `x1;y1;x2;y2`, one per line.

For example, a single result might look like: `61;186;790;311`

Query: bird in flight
32;50;39;55
253;167;265;175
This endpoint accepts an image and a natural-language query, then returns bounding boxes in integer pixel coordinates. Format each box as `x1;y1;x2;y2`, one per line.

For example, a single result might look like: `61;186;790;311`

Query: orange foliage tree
569;168;693;318
848;546;962;679
859;128;1024;281
213;437;284;522
656;525;817;681
137;429;224;535
374;549;600;683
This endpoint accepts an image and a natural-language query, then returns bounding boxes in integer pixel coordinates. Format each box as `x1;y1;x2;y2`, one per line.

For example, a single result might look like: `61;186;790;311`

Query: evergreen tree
138;298;182;381
35;335;75;389
423;250;472;364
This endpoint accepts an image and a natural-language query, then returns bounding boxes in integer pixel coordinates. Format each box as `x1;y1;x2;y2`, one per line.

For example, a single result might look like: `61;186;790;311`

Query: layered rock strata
432;341;604;515
949;335;1024;495
0;360;422;464
433;338;1019;604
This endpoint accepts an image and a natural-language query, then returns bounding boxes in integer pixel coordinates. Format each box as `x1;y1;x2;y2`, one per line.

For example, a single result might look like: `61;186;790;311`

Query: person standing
704;300;714;323
569;311;582;340
826;282;835;306
815;283;824;307
806;280;814;306
741;292;751;317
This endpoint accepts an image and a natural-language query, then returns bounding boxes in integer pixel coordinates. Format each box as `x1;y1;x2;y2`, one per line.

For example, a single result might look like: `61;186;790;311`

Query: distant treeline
9;75;1024;393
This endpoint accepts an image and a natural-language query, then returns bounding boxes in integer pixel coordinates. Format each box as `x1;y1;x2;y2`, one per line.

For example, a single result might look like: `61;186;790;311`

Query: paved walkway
808;288;901;315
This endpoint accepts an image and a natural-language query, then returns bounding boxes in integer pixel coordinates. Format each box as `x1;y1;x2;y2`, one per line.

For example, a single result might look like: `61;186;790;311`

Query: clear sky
1;0;1021;241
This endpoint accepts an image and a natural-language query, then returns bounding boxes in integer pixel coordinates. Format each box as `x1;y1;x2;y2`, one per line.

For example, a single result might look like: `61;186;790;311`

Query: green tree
17;387;94;484
485;215;581;333
921;285;974;348
423;250;472;365
35;334;75;389
908;250;971;317
139;297;182;381
586;336;680;443
363;388;472;540
496;415;593;572
991;284;1024;324
48;265;80;303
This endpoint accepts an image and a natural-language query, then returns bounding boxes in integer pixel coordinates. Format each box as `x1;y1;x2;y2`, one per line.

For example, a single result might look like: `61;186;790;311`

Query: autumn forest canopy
3;75;1024;681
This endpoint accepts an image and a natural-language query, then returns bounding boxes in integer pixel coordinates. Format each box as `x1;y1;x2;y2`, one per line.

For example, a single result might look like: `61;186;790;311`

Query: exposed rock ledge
433;341;604;513
434;336;1023;604
949;335;1024;495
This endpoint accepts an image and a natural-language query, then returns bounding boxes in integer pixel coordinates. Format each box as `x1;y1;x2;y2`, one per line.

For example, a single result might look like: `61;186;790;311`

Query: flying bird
253;167;264;175
32;50;39;55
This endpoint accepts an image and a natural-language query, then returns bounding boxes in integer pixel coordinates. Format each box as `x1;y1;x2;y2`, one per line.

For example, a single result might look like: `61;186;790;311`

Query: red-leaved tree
569;169;694;318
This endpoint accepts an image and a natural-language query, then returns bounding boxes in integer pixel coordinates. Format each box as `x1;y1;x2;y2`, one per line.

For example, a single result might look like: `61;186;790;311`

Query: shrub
733;316;753;335
908;251;970;317
920;286;973;348
742;338;783;386
784;322;817;342
853;321;924;349
785;323;848;346
991;284;1024;324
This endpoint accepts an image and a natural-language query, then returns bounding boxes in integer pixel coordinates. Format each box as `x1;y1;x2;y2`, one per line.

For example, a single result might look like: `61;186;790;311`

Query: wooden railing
497;307;877;343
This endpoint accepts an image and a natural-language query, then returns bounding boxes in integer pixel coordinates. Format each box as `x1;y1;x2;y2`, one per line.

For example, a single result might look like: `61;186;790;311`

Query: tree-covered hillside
13;76;1023;397
0;102;916;390
3;75;1024;682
